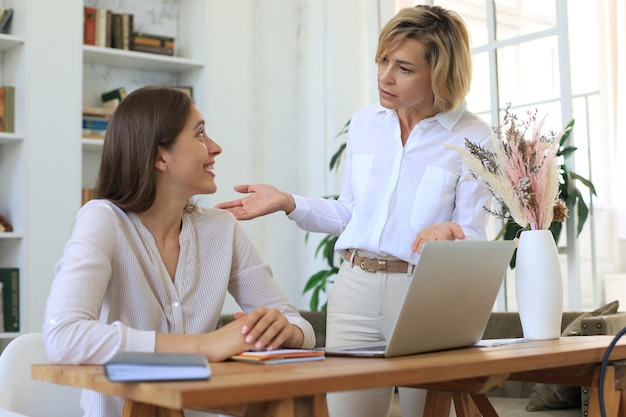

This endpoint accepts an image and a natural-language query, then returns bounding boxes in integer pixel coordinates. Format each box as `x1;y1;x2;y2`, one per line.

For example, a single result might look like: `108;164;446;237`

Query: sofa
218;305;626;417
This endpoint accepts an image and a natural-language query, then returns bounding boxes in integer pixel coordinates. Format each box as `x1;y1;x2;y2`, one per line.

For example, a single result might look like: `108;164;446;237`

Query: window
394;0;603;310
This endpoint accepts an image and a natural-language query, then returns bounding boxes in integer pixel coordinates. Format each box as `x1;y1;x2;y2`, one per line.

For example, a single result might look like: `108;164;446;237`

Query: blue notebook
104;352;212;382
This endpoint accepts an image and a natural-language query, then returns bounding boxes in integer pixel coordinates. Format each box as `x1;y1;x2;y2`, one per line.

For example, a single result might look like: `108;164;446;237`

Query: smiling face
377;37;434;116
158;105;222;197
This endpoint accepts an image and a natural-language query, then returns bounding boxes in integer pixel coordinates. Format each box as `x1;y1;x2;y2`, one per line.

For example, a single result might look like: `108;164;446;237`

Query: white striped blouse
43;199;315;417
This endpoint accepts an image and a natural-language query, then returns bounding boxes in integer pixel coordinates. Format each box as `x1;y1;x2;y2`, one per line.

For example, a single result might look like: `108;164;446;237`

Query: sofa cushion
560;300;619;336
525;300;619;412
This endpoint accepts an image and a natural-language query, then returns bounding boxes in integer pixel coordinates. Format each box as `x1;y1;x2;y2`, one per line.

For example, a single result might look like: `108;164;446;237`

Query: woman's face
161;105;222;196
377;38;434;114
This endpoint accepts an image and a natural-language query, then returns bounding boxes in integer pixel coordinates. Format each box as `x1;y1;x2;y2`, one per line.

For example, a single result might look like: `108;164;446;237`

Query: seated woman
42;86;315;417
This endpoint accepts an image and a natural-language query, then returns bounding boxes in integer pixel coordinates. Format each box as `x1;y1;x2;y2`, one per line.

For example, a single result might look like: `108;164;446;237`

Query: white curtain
600;1;626;239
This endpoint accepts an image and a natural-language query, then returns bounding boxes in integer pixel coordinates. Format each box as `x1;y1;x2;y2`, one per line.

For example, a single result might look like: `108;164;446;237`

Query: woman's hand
214;184;296;220
157;307;304;362
411;221;465;254
238;307;304;351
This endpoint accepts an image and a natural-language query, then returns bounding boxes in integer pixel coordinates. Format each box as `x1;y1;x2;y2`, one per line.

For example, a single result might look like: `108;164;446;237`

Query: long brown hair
94;86;193;212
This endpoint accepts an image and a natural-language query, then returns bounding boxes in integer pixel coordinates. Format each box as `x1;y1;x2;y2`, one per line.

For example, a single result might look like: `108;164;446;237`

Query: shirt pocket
411;165;459;229
350;154;375;207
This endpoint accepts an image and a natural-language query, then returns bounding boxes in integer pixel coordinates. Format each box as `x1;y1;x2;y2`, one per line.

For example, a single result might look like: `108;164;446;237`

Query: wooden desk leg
587;366;621;417
423;390;453;417
156;407;186;417
423;391;500;417
469;393;500;417
121;400;184;417
452;392;481;417
268;395;329;417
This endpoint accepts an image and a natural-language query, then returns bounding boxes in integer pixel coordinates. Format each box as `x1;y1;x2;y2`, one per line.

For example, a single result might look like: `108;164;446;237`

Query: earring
163;164;167;171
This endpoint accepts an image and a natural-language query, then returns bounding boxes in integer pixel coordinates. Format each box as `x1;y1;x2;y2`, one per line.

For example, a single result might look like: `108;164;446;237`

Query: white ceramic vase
515;229;563;340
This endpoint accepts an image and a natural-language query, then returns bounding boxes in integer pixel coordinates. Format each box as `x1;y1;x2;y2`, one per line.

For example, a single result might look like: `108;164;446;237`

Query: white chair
0;333;83;417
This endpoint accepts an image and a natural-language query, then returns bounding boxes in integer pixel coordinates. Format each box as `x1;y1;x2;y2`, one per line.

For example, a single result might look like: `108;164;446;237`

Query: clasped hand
202;306;303;362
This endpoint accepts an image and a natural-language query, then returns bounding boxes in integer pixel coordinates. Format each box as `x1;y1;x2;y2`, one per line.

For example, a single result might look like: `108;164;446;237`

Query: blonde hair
375;5;472;113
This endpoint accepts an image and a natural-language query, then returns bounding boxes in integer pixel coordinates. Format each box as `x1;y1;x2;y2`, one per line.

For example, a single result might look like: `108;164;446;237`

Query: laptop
323;240;516;358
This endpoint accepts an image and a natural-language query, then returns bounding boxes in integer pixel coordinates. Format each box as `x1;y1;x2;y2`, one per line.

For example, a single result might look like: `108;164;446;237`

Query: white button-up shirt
288;102;492;265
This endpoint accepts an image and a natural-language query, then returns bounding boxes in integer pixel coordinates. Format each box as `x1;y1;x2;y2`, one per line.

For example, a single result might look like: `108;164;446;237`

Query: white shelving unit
0;1;27;341
81;0;208;194
0;0;208;347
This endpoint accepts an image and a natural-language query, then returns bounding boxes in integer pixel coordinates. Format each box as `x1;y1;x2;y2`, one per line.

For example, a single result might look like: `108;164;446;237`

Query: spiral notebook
324;240;516;358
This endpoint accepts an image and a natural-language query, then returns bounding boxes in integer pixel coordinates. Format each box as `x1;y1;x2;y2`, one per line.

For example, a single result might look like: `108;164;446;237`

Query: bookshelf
0;0;209;346
81;0;208;197
0;1;26;340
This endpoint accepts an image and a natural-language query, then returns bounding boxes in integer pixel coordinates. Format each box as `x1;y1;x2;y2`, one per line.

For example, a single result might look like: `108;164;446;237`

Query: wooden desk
32;336;626;417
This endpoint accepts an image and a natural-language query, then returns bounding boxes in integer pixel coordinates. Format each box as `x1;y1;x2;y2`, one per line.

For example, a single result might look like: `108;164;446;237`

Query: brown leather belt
343;250;410;273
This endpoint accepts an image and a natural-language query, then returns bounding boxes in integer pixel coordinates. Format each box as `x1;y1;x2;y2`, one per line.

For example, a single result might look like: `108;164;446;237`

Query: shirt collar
375;101;467;131
434;101;467;131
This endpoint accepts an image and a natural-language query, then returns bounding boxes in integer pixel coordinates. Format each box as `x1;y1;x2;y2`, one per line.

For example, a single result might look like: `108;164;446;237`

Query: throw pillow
526;300;620;411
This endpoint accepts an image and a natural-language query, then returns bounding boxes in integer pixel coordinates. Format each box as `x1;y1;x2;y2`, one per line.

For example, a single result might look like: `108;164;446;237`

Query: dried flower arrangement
446;105;569;231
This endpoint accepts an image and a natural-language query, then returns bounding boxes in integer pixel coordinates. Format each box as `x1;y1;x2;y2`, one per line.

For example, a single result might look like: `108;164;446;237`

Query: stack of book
230;349;325;365
82;105;114;140
83;6;175;56
81;87;126;140
131;32;175;56
84;6;133;50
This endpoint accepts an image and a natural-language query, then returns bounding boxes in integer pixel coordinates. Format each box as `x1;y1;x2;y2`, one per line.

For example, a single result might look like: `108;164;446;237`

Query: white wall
203;0;379;312
25;0;83;332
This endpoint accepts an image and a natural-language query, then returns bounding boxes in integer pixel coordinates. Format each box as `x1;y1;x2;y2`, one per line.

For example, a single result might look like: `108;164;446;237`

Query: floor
389;394;581;417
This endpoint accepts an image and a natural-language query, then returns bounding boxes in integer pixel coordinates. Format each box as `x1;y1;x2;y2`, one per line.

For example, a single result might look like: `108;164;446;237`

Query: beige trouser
326;259;427;417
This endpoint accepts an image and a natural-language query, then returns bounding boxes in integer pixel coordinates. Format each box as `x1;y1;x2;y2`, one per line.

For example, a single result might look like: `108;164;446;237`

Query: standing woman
216;5;491;417
43;86;315;417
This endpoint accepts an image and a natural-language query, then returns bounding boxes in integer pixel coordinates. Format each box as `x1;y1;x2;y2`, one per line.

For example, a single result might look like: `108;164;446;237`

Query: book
0;8;13;34
101;87;126;103
104;352;212;382
230;349;325;365
133;31;176;42
82;188;96;205
82;128;106;139
82;116;109;130
133;32;175;49
111;13;123;49
133;37;175;49
130;44;174;56
171;86;193;98
95;8;108;47
0;268;19;332
0;86;15;133
105;10;112;47
82;105;115;118
121;13;133;50
84;7;96;45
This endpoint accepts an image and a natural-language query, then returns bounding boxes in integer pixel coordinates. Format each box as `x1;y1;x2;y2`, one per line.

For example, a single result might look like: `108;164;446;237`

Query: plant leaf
302;270;332;293
569;172;597;196
329;142;346;172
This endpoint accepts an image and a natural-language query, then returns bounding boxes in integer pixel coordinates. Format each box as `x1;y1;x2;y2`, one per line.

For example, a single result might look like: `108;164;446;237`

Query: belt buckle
360;257;386;272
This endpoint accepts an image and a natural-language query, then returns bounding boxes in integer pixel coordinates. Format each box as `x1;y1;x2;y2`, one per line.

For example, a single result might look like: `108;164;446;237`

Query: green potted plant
302;119;596;311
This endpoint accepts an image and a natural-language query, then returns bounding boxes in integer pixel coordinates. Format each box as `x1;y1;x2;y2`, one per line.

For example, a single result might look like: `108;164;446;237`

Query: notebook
323;240;516;358
104;352;212;382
